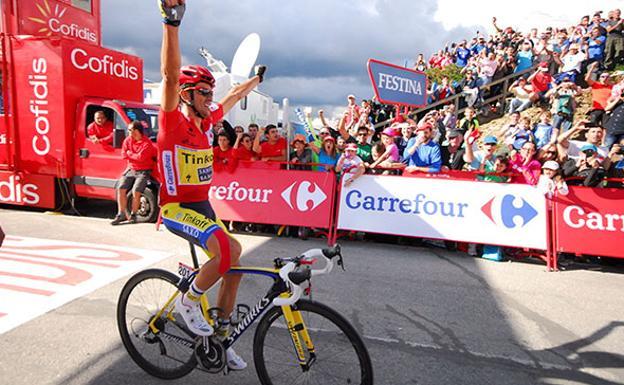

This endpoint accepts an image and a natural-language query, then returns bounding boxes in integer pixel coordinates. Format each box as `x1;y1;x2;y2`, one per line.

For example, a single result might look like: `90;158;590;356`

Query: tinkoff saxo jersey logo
481;194;538;229
27;0;97;43
174;145;213;186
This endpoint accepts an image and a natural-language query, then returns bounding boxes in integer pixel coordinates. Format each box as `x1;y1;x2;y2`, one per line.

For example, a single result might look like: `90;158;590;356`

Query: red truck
0;0;160;222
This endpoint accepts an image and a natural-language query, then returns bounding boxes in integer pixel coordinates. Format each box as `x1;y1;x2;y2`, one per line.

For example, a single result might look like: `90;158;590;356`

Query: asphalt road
0;205;623;385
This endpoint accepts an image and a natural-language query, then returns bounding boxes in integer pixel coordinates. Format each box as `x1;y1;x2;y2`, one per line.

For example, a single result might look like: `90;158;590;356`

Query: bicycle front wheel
253;299;373;385
116;268;197;379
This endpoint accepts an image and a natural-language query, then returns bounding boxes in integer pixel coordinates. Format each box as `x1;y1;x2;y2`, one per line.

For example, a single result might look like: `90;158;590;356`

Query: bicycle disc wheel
253;299;373;385
117;268;197;379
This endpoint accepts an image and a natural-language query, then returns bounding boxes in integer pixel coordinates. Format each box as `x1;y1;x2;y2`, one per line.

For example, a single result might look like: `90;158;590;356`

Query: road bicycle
116;243;374;384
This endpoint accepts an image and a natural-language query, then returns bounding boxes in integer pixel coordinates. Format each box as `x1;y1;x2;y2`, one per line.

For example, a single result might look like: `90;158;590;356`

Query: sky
102;0;616;114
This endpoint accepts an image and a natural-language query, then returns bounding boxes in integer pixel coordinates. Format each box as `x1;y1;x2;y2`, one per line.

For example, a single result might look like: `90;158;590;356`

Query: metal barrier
207;164;622;271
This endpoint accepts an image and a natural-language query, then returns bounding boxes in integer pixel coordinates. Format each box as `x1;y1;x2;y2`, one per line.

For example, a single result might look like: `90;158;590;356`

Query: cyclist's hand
255;65;267;83
159;0;186;27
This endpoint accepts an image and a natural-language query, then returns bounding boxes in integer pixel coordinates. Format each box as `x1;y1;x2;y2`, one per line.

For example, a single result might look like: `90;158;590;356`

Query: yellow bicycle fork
279;294;316;367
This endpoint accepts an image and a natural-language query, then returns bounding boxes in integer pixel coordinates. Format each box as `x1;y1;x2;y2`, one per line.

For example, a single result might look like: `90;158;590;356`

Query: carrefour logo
27;0;98;43
481;194;538;229
281;181;327;212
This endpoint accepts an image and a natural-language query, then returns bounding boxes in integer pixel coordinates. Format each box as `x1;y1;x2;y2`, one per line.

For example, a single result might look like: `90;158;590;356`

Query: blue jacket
404;139;442;173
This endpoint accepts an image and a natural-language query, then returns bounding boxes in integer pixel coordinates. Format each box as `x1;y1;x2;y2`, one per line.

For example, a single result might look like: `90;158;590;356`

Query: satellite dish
231;33;261;79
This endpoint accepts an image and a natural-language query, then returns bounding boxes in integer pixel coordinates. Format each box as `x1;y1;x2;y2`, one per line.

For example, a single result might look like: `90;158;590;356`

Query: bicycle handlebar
272;244;342;307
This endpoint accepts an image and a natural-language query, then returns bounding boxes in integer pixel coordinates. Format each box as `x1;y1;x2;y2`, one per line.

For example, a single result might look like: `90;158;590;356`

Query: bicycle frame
148;262;316;370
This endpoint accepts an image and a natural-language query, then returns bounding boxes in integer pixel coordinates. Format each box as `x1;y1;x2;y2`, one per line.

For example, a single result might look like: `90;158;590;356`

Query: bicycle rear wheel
116;268;197;379
253;299;373;385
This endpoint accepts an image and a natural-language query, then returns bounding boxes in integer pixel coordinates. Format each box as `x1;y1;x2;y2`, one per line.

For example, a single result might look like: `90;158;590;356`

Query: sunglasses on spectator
583;150;596;156
319;131;330;136
357;133;367;136
546;151;557;155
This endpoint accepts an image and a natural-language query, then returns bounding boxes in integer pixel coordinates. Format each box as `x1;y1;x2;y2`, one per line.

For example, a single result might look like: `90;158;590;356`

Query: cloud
102;0;476;113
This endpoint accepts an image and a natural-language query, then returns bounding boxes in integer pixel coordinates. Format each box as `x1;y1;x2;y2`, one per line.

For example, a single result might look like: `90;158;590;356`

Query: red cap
416;123;432;132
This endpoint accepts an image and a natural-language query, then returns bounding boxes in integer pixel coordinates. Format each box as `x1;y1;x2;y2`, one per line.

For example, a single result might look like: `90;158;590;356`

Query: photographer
562;144;607;187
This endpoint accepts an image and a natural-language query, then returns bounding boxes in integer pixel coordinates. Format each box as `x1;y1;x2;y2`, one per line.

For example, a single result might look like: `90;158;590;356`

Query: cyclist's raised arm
159;0;185;112
220;66;266;115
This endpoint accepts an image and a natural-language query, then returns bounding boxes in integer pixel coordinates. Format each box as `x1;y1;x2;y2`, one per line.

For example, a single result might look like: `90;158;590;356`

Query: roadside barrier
210;163;623;270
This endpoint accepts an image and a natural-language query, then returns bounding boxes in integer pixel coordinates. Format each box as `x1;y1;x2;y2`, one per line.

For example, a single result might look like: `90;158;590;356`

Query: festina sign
367;59;427;107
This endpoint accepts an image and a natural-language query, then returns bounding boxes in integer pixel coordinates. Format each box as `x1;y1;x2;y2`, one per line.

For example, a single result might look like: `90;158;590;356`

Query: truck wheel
126;188;159;223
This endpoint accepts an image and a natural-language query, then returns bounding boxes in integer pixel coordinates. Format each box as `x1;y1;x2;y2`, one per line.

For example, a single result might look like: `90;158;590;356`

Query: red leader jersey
157;104;224;205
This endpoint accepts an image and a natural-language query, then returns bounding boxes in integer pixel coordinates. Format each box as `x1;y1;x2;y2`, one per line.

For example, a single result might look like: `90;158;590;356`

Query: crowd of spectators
210;10;624;190
202;9;624;256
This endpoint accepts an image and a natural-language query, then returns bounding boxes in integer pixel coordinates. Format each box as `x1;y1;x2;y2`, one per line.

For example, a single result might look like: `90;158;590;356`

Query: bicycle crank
195;336;226;373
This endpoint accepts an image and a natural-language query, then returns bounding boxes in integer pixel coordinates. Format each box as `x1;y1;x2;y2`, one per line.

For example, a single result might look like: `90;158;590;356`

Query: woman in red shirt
233;132;258;163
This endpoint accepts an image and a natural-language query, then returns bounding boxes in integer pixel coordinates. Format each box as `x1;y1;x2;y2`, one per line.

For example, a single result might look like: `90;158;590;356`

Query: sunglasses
546;151;557;155
357;133;367;136
194;88;214;97
583;150;596;156
319;132;330;136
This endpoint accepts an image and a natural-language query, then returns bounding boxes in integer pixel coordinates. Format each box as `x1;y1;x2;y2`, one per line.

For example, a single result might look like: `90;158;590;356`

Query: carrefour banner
553;186;624;258
367;59;427;107
337;175;547;249
211;167;336;229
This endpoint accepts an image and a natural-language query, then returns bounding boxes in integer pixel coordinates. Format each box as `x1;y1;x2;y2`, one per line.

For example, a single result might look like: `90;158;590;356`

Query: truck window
85;106;115;145
124;107;159;142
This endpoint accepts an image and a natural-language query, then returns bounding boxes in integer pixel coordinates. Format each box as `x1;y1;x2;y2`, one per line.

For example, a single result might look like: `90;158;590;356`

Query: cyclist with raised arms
157;0;266;370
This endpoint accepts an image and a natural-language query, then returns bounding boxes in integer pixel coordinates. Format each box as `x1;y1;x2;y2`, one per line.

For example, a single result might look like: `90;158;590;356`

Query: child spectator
480;155;510;183
457;107;480;146
533;111;557;149
336;143;365;187
511;117;535;152
442;104;458;131
370;127;400;169
537;160;569;197
369;142;386;174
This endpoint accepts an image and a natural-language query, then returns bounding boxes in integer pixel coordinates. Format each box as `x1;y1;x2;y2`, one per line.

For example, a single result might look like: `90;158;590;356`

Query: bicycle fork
281;304;316;371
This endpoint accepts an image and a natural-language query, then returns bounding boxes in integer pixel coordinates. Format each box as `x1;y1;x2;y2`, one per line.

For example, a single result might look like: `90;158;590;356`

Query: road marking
0;236;171;334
